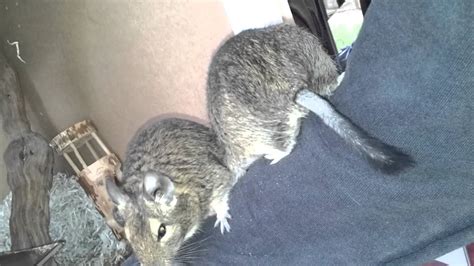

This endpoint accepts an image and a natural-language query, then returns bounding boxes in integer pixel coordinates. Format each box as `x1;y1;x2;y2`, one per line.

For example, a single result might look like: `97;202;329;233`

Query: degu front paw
214;210;231;234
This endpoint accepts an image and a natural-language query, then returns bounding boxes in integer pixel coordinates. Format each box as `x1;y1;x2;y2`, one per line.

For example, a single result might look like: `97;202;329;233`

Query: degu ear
106;177;131;210
143;172;176;205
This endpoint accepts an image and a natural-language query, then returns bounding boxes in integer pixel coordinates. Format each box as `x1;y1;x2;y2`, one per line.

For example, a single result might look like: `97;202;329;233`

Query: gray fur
108;118;233;265
207;24;339;176
207;23;413;176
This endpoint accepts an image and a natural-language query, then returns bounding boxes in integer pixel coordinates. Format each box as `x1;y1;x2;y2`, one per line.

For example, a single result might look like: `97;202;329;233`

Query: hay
0;173;126;265
0;193;11;251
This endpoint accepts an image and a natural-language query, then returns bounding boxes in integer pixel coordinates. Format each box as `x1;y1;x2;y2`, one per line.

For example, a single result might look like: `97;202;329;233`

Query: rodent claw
214;215;231;234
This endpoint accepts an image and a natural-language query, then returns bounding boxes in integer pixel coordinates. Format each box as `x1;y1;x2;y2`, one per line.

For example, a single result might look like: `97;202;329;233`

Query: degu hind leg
223;144;259;180
263;146;292;165
264;110;305;165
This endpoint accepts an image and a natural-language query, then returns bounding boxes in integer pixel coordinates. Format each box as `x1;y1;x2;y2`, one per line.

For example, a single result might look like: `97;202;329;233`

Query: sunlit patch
149;218;161;239
124;226;131;239
184;224;198;240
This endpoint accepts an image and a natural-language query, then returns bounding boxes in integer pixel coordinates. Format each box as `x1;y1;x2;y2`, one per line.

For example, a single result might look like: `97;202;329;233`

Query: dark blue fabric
123;1;473;265
191;1;474;265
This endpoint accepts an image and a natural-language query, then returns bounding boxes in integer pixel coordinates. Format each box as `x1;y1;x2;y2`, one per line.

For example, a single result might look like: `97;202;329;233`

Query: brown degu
106;118;234;265
207;23;414;178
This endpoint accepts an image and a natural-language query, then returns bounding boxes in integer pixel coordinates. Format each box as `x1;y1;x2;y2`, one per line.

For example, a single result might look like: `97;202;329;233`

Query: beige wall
0;0;232;198
1;0;232;155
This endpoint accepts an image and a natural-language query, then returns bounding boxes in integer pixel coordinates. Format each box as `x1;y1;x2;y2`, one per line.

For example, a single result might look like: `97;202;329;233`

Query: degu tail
295;89;414;174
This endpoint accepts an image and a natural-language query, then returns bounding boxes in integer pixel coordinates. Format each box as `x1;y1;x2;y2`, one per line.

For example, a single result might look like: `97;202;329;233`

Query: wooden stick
85;140;99;160
92;132;111;155
63;153;80;174
70;143;87;169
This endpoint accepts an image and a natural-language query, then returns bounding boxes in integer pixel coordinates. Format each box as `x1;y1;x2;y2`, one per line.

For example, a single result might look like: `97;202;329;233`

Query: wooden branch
0;52;54;251
0;53;30;138
4;132;53;250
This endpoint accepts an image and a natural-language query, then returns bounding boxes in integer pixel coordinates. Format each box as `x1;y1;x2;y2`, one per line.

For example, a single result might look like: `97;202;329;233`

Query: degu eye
157;224;166;240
